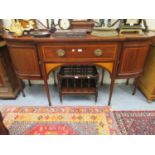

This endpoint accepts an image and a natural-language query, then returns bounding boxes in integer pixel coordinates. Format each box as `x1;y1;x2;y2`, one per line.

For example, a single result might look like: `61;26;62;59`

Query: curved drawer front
41;43;119;62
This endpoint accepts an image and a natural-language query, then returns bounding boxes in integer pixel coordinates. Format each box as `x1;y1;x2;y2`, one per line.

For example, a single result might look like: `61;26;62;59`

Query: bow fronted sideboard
3;32;155;106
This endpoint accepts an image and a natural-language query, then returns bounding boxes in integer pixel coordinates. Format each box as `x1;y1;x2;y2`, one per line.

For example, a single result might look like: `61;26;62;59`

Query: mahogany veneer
41;43;118;62
3;32;155;106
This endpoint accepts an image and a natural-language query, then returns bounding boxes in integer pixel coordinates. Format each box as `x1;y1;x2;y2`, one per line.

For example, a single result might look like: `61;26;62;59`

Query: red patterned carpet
113;111;155;135
0;106;119;135
1;106;155;135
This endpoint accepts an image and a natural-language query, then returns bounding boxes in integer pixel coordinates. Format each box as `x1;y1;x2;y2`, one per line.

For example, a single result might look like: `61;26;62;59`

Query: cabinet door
8;44;41;79
118;42;150;77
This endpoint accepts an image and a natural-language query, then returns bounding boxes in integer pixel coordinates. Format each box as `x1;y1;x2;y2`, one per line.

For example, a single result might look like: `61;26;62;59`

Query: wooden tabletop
2;31;155;43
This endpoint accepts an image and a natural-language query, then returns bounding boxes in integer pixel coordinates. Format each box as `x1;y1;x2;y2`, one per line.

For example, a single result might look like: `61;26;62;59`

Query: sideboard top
2;31;155;43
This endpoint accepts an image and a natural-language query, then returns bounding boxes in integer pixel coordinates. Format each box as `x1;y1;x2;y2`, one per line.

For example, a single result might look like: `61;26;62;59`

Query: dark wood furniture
0;112;9;135
71;20;94;31
3;32;155;106
138;39;155;102
0;37;21;99
58;65;99;103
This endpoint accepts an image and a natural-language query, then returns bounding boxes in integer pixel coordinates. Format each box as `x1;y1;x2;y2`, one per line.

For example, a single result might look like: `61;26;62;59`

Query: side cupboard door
117;41;150;77
7;42;42;79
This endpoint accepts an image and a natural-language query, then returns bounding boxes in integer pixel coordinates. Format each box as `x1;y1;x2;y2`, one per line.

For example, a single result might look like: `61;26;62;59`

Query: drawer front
41;43;119;62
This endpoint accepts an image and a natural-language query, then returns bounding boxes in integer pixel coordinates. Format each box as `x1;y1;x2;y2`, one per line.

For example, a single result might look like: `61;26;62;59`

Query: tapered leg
53;71;57;86
28;80;32;87
95;93;98;104
60;93;63;104
43;78;52;106
126;79;129;85
41;64;52;106
108;78;115;106
101;69;105;86
21;89;26;97
147;99;152;104
20;80;25;97
132;77;138;95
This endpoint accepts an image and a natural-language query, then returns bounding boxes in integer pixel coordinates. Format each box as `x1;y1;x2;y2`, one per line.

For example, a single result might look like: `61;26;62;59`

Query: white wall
145;19;155;30
2;19;155;85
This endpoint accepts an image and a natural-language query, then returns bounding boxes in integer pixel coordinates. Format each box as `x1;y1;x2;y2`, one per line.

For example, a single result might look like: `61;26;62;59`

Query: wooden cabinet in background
139;43;155;102
0;112;9;135
0;42;21;99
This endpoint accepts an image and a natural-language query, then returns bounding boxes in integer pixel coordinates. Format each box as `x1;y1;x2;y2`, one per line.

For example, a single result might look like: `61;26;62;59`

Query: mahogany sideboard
3;32;155;106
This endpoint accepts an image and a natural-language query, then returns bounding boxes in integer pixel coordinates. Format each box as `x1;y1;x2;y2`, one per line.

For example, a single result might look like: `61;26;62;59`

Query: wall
2;19;155;85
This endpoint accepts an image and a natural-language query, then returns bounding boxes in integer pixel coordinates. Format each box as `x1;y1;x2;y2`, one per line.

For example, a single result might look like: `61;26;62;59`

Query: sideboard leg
101;69;105;86
53;71;57;87
44;79;52;106
28;80;32;87
126;79;129;85
108;78;115;106
20;79;25;97
21;89;26;97
60;93;63;104
132;77;138;95
95;93;98;104
147;99;152;104
41;63;52;106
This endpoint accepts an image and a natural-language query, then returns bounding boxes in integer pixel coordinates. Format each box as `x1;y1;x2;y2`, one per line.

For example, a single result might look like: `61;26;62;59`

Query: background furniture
71;20;94;31
3;32;154;106
0;112;9;135
57;65;99;103
138;40;155;102
0;37;21;99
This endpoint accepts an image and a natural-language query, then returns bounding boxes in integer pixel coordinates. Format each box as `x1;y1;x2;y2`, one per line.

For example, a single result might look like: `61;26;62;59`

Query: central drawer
41;43;119;62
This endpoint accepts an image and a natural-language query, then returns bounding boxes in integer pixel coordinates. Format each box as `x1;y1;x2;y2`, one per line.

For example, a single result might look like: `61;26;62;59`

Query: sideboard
3;32;155;106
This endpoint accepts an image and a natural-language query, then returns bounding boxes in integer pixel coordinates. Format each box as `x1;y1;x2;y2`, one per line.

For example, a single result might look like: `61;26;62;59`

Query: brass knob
94;49;103;57
56;49;65;57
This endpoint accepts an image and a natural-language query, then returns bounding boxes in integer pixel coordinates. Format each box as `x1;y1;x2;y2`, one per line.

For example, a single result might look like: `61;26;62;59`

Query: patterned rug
113;111;155;135
0;106;119;135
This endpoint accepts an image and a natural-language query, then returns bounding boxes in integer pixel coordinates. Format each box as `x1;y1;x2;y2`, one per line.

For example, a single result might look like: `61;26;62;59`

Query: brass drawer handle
94;49;103;57
57;49;65;57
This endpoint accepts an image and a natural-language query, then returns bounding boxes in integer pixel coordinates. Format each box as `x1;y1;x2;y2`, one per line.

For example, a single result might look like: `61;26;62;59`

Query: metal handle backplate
94;49;103;57
57;49;65;57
